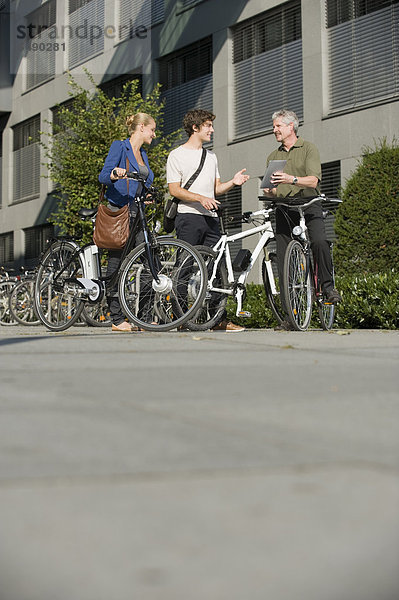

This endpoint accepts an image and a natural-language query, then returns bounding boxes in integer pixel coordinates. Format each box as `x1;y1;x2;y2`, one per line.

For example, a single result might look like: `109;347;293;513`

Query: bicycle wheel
34;240;85;331
118;238;207;331
318;299;335;330
0;281;17;325
9;279;40;325
186;245;229;331
82;297;112;327
283;240;313;331
262;248;285;326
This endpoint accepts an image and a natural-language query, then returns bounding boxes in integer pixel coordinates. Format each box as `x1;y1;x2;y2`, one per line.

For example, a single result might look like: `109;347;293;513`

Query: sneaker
212;320;245;332
324;288;342;304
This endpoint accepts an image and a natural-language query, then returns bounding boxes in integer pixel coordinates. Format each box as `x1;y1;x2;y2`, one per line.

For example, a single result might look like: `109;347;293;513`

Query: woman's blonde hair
126;113;154;135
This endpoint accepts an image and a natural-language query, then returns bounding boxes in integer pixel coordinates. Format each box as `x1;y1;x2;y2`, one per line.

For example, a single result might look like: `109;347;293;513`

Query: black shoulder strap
183;148;207;190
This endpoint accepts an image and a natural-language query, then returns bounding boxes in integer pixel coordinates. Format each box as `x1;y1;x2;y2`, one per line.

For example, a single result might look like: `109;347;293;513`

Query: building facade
0;0;398;270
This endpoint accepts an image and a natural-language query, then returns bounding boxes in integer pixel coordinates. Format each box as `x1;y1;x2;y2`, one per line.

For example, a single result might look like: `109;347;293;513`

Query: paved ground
0;325;398;600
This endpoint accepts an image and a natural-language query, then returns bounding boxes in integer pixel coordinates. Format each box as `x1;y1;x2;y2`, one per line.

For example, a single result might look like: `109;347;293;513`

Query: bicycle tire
34;240;85;332
82;297;112;327
318;300;335;330
0;281;17;325
186;245;229;331
282;240;313;331
8;279;40;325
262;249;285;326
118;238;207;331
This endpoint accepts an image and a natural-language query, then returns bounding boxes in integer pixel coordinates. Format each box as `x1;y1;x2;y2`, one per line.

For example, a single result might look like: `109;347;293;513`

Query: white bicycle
188;195;341;332
187;201;285;331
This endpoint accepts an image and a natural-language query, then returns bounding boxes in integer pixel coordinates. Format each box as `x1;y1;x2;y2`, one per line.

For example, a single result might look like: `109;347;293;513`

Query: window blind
159;37;213;136
233;1;303;139
26;25;56;90
68;0;104;69
321;160;341;197
119;0;151;40
0;232;14;265
13;115;40;151
162;74;213;137
24;224;54;261
13;116;41;202
321;161;341;241
151;0;165;25
327;1;399;111
326;0;399;27
27;0;56;29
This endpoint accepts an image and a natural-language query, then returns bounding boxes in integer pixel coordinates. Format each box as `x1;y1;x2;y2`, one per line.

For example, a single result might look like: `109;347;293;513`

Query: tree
334;138;399;276
41;70;180;243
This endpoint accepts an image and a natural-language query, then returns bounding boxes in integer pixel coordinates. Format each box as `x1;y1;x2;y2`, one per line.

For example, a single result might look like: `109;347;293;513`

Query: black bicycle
34;172;207;332
276;195;342;331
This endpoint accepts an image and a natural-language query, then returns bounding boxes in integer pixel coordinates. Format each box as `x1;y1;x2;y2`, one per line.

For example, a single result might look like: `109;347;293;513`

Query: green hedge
226;271;399;330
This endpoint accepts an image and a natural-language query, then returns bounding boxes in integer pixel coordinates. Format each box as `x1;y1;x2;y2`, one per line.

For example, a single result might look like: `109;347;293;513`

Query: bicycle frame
208;209;278;316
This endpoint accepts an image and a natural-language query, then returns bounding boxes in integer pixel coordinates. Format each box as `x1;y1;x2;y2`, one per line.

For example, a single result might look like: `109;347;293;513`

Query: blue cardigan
99;138;154;207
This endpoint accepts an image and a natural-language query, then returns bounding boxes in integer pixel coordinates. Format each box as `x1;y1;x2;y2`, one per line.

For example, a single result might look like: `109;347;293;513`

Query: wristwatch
292;176;298;185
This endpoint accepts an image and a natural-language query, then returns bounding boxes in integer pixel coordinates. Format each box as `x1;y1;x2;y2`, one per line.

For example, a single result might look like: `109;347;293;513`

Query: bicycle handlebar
112;169;160;200
259;195;342;210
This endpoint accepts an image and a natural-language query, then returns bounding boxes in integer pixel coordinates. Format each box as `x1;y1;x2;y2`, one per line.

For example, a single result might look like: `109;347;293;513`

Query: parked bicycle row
0;265;112;327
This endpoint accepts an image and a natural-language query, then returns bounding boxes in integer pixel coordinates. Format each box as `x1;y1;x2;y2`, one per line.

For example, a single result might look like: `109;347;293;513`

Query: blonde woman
99;113;156;331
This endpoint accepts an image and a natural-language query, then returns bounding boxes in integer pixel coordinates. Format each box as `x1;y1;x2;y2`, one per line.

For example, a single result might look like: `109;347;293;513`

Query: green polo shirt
267;137;321;198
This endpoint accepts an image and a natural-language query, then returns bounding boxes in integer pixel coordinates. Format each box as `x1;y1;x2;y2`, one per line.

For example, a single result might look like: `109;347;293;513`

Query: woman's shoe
112;321;135;332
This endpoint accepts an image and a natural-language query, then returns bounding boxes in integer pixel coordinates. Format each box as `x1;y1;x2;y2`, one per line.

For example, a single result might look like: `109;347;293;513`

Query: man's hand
232;168;250;186
270;171;292;186
199;196;221;211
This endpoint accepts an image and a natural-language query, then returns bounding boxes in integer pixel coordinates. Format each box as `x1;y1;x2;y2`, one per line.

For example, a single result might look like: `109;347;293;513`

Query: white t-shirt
166;146;220;216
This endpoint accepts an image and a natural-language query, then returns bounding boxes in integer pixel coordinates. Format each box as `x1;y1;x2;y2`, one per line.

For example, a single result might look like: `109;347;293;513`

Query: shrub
334;138;399;277
334;270;399;329
226;272;399;330
41;70;179;244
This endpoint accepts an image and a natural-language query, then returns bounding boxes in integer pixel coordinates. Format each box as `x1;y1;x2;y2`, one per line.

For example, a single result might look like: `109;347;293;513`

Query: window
13;115;40;202
0;131;2;208
159;37;213;137
233;1;302;139
25;0;56;90
151;0;165;25
0;232;14;265
321;161;341;241
217;186;242;259
321;161;341;197
52;98;76;131
326;0;398;27
326;0;399;112
100;74;142;100
24;224;54;262
68;0;104;69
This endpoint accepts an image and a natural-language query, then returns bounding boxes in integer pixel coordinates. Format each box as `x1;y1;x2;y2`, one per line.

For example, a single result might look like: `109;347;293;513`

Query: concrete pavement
0;325;398;600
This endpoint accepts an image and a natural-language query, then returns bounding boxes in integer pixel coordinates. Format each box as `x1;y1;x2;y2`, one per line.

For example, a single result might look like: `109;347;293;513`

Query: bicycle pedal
237;310;252;318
